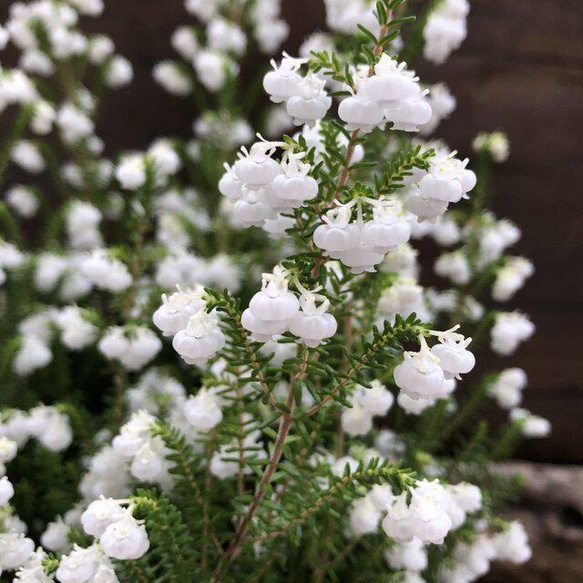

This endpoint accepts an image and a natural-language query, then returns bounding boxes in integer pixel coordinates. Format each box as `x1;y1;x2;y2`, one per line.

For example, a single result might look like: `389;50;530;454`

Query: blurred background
1;0;581;580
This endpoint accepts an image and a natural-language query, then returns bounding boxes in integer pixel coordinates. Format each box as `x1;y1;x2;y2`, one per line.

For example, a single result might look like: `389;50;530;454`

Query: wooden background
1;1;582;462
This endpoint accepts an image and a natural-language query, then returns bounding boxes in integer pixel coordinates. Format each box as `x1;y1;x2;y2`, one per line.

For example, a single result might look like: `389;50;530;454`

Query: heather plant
0;1;548;583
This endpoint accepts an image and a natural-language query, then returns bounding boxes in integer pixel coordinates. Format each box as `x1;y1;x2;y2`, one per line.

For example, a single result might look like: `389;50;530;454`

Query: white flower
490;312;535;355
81;498;125;538
105;56;133;88
81;250;132;293
0;533;35;571
385;537;428;572
510;408;551;438
88;35;115;64
489;368;528;409
184;390;223;432
116;155;146;190
171;26;198;60
492;520;532;564
194;50;234;93
172;311;225;365
100;515;150;560
40;519;70;552
0;476;15;506
5;185;39;218
11;141;45;174
14;335;53;376
394;340;445;400
153;62;192;96
350;497;382;535
382;480;454;544
473;131;510;163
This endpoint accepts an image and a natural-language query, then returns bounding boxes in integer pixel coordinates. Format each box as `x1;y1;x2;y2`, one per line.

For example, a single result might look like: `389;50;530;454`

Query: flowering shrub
0;1;548;582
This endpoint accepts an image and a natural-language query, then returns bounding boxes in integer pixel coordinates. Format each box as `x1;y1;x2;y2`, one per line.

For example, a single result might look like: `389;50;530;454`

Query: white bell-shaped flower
0;476;15;506
286;73;332;126
218;163;245;202
362;56;419;106
349;497;382;535
313;206;362;258
233;140;282;191
394;337;445;400
430;326;475;379
288;290;337;347
270;153;318;207
341;401;374;436
184;389;223;431
153;285;206;337
385;90;432;133
248;267;299;322
362;203;411;254
172;310;225;365
233;189;276;228
263;55;306;104
55;544;103;583
405;186;449;223
100;514;150;560
338;94;384;133
81;498;125;538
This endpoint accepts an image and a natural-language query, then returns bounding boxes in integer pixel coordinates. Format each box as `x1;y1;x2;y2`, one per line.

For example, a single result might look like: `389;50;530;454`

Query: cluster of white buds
423;0;470;65
98;326;162;371
242;266;337;347
1;0;132;87
80;249;132;292
112;411;172;486
0;405;73;452
68;499;149;567
490;312;535;356
314;198;411;274
157;0;288;98
492;257;534;302
263;54;332;126
339;56;432;134
341;380;394;436
405;151;476;224
220;138;319;233
394;327;474;413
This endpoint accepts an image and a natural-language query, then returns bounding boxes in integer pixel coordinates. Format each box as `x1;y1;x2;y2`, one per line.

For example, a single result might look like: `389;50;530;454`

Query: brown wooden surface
1;0;582;462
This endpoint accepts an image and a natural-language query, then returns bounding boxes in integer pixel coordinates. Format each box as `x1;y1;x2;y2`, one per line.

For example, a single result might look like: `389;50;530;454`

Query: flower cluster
0;1;549;582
